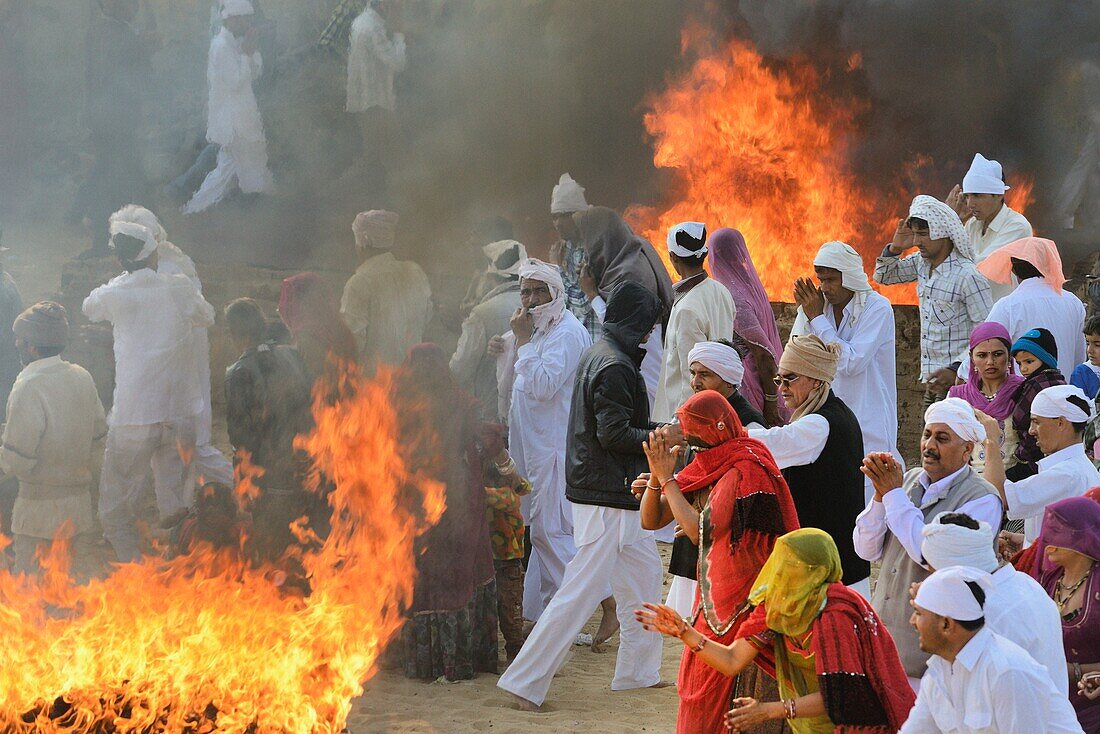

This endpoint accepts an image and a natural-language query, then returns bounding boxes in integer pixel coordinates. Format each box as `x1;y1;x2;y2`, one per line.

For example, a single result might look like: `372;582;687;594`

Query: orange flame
628;33;925;305
0;364;445;732
1004;175;1035;218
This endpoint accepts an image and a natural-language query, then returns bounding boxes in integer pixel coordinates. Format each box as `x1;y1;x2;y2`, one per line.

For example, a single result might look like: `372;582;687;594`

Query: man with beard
498;281;665;710
0;303;106;577
854;398;1001;690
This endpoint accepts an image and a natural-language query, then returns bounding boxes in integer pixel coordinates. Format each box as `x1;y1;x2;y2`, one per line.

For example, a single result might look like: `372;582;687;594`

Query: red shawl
737;585;915;733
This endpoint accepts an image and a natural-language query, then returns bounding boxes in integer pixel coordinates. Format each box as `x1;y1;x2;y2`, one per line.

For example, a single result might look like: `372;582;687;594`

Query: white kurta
981;277;1086;380
900;628;1083;734
652;278;735;422
507;311;591;620
497;504;663;707
340;252;433;370
184;27;274;213
1004;442;1100;545
967;205;1033;302
346;7;406;112
985;564;1068;697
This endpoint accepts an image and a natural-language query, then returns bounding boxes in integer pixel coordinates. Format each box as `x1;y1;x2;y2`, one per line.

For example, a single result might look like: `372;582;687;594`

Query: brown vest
870;466;999;678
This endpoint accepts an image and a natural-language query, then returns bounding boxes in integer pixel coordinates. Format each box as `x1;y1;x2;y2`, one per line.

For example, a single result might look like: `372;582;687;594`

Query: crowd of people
2;143;1100;732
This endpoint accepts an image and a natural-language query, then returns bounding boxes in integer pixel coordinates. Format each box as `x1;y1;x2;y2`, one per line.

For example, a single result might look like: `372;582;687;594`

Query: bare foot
591;596;620;653
648;680;675;689
508;692;543;712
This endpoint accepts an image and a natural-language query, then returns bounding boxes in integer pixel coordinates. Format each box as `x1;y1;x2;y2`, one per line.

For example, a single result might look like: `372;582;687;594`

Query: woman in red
639;389;800;733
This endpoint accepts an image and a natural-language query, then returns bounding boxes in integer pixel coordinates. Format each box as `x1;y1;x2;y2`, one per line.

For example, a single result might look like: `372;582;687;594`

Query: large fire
629;31;1033;306
0;366;444;733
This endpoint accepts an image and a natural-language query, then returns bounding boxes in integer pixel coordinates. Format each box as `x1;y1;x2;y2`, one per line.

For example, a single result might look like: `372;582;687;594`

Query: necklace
1055;564;1094;611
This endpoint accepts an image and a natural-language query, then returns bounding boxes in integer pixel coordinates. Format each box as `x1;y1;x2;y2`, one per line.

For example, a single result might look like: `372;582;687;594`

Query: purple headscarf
947;321;1023;421
1030;494;1100;587
708;228;785;415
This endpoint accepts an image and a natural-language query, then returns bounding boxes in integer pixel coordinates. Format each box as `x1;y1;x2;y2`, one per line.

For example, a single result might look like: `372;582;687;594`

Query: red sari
673;391;800;733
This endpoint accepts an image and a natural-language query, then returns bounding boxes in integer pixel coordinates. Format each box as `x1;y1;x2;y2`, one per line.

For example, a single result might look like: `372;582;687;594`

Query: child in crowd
1070;315;1100;399
478;423;532;663
1007;328;1066;480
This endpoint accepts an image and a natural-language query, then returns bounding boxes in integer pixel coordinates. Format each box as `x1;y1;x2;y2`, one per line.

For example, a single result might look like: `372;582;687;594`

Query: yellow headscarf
747;529;843;637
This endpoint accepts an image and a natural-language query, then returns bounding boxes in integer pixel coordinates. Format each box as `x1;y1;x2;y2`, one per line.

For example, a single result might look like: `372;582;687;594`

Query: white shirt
977;277;1086;380
852;466;1003;564
1004;442;1100;545
340;252;433;369
652;277;735;422
967;204;1034;302
900;628;1083;734
793;291;899;460
507;312;591;522
346;6;406;112
748;414;830;469
83;269;215;426
984;564;1068;697
206;27;265;146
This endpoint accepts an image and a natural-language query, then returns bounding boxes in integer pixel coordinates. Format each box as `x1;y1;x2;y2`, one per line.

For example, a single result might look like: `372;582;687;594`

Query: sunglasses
772;374;802;387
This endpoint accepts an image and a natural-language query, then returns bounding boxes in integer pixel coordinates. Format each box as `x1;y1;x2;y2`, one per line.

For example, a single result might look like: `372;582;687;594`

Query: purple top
708;228;786;416
947;321;1023;421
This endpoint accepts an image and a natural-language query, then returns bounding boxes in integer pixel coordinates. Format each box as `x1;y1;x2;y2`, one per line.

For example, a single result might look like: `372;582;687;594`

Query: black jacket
566;281;662;510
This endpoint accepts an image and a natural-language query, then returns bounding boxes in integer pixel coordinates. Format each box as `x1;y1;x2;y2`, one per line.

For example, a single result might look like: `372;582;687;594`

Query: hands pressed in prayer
861;452;904;501
925;367;958;395
510;307;534;346
634;602;687;637
997;531;1024;560
630;472;651;500
643;430;682;485
888;218;915;255
973;409;1002;444
793;277;824;320
726;698;776;732
1080;672;1100;700
487;335;506;356
660;422;686;447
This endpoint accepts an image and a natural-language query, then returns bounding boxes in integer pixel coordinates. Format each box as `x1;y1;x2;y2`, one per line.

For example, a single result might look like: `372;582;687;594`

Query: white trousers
99;419;197;563
183;139;274;214
522;482;577;621
498;504;663;706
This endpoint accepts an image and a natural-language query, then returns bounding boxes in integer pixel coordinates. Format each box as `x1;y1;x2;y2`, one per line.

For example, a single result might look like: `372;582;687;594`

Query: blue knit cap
1010;328;1058;370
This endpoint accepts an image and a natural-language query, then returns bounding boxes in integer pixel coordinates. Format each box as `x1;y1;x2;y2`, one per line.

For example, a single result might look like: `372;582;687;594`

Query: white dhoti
99;418;198;563
183;140;274;214
521;463;576;621
498;504;663;707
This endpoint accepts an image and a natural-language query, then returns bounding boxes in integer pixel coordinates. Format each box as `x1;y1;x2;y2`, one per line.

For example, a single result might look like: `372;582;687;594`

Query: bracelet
763;393;778;402
783;698;797;720
659;477;678;493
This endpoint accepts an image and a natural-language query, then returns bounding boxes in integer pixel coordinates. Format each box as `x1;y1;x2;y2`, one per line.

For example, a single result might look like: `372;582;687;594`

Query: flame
1004;175;1035;218
0;364;445;732
628;32;926;305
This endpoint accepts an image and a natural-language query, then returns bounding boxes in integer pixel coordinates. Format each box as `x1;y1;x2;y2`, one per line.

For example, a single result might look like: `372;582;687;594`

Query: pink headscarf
708;228;785;414
977;237;1066;292
947;322;1023;421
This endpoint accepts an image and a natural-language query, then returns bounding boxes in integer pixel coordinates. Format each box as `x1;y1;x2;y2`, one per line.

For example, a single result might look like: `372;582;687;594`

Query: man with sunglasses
746;334;870;593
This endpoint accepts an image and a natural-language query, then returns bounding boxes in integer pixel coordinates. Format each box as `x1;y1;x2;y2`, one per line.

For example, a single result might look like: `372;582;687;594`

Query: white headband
921;518;997;574
924;397;985;443
109;220;159;262
1031;384;1094;423
688;341;744;387
667;221;707;258
914;565;994;622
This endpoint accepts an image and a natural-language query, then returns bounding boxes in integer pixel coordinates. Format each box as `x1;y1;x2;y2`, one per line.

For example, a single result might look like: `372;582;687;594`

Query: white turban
924;397;985;443
914;566;994;622
483;239;527;277
518;258;566;332
921;519;997;573
221;0;254;19
353;210;399;250
551;173;589;215
110;204;166;245
109;220;158;262
1031;384;1095;423
909;195;974;260
962;153;1010;196
667;221;708;258
800;240;873;329
688;341;744;387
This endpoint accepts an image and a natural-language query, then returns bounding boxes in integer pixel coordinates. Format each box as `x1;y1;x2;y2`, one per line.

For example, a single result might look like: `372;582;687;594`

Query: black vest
782;392;870;585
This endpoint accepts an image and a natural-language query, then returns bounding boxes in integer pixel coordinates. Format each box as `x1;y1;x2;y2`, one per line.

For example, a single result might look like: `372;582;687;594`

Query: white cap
961;153;1010;195
667;221;707;258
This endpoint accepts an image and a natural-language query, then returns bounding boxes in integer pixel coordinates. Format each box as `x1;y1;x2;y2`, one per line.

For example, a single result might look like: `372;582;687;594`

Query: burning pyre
0;367;444;733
